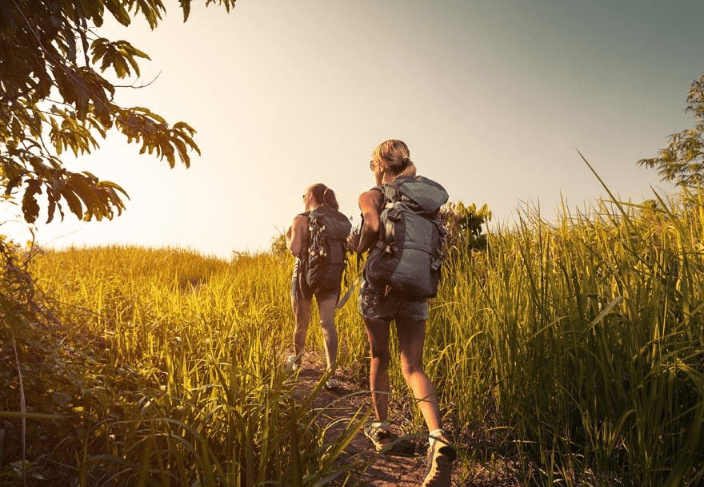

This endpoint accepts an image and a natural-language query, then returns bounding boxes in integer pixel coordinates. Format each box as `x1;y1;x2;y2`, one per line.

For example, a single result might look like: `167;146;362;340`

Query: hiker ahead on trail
347;139;457;487
285;183;352;390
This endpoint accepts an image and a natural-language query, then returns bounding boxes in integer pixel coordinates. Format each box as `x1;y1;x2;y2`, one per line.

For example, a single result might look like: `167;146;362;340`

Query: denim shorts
358;279;428;322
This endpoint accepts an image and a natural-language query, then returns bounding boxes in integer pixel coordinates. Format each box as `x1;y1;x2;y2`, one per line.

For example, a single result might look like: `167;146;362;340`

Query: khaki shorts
358;279;428;322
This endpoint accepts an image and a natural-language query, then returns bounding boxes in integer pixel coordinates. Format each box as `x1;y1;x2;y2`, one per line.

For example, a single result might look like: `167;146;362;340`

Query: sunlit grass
21;185;704;486
432;190;704;486
26;246;367;486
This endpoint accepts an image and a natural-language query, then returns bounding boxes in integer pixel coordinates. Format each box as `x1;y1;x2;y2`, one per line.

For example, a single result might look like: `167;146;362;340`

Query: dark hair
308;183;339;210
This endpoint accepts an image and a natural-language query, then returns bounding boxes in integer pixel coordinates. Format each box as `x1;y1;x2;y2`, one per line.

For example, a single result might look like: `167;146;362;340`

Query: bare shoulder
291;213;309;229
293;213;309;224
358;188;383;211
287;213;310;256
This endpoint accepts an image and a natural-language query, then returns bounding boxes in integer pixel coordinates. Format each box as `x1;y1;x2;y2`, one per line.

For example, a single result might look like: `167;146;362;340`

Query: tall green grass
25;246;367;486
432;190;704;486
22;185;704;486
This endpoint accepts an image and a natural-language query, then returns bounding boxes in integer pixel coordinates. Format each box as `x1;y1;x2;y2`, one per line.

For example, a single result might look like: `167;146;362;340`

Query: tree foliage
0;0;236;224
638;73;704;187
439;200;492;254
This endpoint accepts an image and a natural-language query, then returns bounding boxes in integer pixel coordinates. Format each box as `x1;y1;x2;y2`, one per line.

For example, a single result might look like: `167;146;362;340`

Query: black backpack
305;206;352;294
365;175;449;298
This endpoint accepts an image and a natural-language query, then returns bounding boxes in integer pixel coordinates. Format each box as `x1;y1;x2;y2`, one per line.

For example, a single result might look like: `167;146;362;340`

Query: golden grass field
2;189;704;486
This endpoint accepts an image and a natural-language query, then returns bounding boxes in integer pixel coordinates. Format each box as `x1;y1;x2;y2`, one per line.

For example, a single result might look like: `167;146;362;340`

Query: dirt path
292;351;524;487
293;354;432;486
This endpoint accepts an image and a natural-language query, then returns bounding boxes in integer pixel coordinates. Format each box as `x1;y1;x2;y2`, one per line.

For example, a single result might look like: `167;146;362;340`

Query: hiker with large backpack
285;183;351;390
346;139;457;487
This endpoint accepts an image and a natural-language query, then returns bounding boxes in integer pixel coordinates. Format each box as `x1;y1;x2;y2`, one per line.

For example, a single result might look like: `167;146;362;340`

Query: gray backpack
365;175;449;298
305;206;352;294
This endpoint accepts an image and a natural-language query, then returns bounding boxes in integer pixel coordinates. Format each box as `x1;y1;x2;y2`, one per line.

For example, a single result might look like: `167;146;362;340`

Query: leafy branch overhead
638;73;704;187
0;0;236;224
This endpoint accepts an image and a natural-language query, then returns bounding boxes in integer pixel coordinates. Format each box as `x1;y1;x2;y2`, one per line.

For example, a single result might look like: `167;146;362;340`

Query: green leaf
22;180;42;223
104;0;131;26
99;180;130;199
113;55;129;78
60;187;84;220
11;117;22;139
5;176;23;196
180;0;192;21
47;194;57;223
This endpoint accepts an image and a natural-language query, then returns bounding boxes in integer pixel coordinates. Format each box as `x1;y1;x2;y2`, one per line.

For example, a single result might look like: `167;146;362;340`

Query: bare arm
286;214;309;257
349;189;383;254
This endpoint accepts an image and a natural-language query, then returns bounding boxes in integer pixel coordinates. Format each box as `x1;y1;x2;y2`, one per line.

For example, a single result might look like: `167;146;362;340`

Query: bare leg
317;295;339;371
395;319;456;487
395;318;442;432
364;318;392;422
290;294;311;366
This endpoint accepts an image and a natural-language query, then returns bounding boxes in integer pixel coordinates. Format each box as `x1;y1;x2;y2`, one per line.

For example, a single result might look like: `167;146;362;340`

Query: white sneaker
283;355;299;374
422;434;457;487
363;421;397;452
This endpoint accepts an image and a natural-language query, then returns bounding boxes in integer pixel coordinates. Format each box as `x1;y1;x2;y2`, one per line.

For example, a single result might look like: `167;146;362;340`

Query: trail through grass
3;185;704;486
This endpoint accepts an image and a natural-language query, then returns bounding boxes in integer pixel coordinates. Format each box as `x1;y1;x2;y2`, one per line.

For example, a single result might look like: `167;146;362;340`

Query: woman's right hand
346;233;360;253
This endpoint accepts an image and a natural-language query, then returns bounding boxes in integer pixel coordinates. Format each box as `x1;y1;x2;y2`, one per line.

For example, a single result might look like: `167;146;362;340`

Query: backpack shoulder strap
369;185;384;202
381;177;409;206
374;180;405;253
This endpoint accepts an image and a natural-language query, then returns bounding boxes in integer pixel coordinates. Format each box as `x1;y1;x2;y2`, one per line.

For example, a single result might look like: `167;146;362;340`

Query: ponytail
373;139;416;176
322;186;339;210
308;183;340;210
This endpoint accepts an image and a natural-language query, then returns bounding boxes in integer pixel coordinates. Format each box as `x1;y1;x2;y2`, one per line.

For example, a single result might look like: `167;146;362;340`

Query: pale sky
2;0;703;259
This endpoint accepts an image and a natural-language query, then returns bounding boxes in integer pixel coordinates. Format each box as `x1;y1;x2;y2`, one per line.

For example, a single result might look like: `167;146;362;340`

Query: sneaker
283;355;299;374
324;377;340;390
421;435;457;487
363;422;415;457
363;421;397;452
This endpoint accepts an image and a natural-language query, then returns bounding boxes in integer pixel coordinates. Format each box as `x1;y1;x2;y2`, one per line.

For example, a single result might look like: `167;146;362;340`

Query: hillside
2;190;704;486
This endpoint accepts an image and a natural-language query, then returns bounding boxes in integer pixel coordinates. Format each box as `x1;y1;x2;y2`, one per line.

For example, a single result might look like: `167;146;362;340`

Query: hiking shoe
364;421;397;452
324;377;340;390
363;422;415;456
283;355;299;374
422;435;457;487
